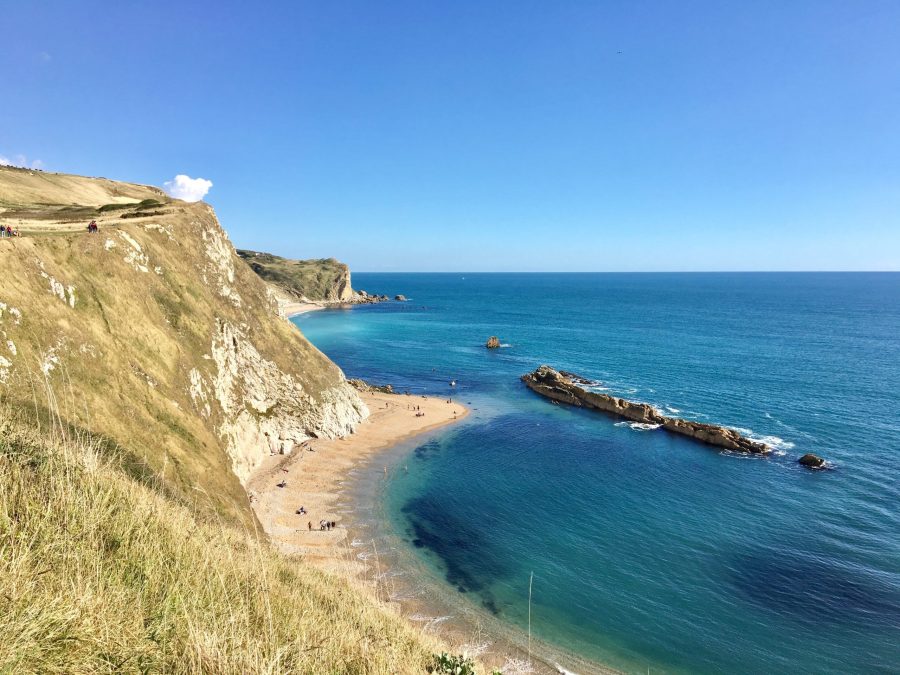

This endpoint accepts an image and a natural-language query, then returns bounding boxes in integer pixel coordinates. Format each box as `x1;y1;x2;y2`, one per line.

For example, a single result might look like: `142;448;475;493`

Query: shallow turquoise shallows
294;273;900;674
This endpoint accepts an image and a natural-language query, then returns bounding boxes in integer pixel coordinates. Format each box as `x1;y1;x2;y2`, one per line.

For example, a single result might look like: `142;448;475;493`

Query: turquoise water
295;273;900;674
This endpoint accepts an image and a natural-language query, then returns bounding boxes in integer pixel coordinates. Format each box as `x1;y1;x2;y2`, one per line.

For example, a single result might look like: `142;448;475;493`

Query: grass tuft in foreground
0;416;442;674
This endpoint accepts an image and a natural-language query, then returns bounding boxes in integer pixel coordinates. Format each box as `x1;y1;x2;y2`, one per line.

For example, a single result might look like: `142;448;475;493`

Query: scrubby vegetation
236;249;353;302
0;414;441;673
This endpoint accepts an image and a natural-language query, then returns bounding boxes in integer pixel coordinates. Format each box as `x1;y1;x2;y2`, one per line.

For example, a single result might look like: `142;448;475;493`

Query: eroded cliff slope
237;249;355;303
0;166;367;524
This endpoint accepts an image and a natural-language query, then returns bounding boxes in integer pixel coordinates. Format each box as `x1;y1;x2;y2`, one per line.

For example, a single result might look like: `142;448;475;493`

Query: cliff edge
0;166;368;524
236;250;355;304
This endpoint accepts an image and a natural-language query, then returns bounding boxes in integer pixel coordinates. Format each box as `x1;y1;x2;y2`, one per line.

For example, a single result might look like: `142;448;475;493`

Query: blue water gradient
294;273;900;674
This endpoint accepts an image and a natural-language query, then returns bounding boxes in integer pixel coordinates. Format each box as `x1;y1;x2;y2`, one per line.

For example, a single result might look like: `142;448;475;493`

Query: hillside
236;249;355;303
0;419;440;673
0;165;476;672
0;164;367;525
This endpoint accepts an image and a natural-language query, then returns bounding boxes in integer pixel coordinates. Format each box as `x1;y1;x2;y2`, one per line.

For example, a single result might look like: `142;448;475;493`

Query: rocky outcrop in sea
521;365;770;454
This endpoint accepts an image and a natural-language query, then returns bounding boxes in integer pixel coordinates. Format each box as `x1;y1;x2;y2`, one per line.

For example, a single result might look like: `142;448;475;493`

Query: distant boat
450;380;457;387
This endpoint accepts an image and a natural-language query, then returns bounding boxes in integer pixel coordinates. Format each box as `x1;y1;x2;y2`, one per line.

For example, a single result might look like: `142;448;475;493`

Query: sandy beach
282;300;326;317
247;390;467;575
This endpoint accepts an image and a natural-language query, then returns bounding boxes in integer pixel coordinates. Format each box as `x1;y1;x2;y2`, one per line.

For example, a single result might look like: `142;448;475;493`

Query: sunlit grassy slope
0;415;439;673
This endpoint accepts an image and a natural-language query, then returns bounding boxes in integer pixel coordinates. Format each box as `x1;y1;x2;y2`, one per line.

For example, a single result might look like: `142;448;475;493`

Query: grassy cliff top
237;249;354;302
0;167;362;527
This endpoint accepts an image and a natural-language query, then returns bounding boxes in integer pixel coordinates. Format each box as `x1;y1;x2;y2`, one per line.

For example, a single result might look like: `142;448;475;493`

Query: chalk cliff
0;166;367;523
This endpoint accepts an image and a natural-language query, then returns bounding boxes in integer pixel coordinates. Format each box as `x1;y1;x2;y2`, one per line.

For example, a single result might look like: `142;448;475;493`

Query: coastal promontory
522;365;770;454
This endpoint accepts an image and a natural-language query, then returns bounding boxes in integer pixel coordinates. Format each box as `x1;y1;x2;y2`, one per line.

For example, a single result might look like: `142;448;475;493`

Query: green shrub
430;652;478;675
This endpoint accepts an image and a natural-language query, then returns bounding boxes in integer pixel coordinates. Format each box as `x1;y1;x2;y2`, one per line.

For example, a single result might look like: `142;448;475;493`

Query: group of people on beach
86;220;99;233
310;519;336;531
0;225;20;237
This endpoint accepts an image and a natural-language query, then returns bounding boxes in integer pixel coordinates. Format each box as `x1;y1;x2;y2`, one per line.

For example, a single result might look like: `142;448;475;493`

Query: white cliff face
205;319;368;483
201;218;242;308
334;266;354;302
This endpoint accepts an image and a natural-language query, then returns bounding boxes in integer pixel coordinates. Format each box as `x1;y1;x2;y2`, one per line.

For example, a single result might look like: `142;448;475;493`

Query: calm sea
294;272;900;674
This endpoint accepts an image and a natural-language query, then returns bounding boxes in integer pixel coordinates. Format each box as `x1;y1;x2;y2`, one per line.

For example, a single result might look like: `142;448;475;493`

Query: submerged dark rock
799;453;826;469
485;336;501;349
521;365;770;454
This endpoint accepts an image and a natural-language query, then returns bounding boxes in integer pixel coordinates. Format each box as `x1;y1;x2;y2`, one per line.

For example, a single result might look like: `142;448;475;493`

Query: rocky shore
522;365;770;454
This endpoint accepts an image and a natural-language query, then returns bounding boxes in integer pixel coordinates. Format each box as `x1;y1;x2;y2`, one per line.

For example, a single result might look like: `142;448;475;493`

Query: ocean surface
294;273;900;674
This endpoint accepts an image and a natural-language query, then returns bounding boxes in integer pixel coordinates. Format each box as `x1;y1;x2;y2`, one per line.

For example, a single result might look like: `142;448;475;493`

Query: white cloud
163;174;213;202
39;51;51;63
0;153;44;169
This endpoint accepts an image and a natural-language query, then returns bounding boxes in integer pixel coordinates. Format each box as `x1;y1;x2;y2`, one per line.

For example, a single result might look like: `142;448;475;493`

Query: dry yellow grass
0;410;443;674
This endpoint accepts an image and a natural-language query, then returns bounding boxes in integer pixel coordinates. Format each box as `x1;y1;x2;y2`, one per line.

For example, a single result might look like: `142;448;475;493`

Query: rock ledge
521;365;770;455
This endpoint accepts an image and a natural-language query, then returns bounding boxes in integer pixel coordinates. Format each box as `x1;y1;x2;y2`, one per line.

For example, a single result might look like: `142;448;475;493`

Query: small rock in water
798;453;826;469
394;294;407;301
485;336;501;349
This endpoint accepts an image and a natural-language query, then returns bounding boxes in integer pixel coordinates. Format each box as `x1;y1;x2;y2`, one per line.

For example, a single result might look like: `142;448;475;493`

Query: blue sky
3;1;899;271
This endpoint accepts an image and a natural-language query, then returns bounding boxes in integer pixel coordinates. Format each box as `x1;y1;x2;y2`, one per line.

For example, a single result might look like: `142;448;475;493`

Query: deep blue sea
294;273;900;674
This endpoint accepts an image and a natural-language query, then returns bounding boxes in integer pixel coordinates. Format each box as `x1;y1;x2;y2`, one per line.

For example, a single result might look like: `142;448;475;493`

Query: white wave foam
461;641;492;658
665;406;681;413
424;615;453;631
389;590;421;601
357;551;374;560
729;425;796;451
500;343;512;348
754;434;795;450
350;539;366;547
554;665;580;675
502;657;536;674
615;421;661;431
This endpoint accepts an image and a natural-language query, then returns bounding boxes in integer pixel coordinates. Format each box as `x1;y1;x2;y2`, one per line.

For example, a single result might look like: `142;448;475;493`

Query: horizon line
352;269;900;274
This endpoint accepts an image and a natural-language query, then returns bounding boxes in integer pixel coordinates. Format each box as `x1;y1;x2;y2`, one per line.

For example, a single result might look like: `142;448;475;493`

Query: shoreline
283;300;328;317
340;424;620;675
247;390;468;574
248;386;615;674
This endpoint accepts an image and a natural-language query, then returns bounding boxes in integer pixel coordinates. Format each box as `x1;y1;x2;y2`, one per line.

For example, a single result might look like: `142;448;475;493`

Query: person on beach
331;520;336;529
308;521;312;531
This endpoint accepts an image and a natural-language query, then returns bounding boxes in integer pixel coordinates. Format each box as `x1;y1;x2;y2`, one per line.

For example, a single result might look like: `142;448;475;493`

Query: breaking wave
615;421;661;431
